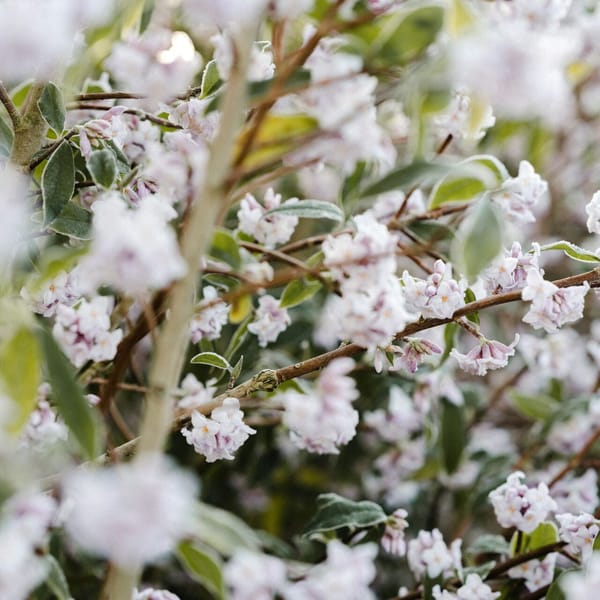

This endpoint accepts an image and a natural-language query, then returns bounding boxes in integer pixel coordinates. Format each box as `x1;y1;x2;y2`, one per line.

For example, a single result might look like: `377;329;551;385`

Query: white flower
522;269;589;332
20;397;68;449
548;412;595;455
0;164;29;270
481;242;539;294
248;295;291;347
64;455;197;568
177;374;217;411
561;552;600;599
182;398;256;462
508;553;556;592
284;540;377;600
407;529;462;580
490;161;548;224
237;189;299;248
20;270;80;317
212;33;275;81
433;573;500;600
585;190;600;234
281;357;359;454
363;387;422;443
403;260;466;319
390;338;442;374
552;470;599;514
105;29;200;104
134;589;180;600
190;286;230;343
381;509;409;556
182;0;267;28
434;90;495;141
224;550;287;600
451;335;519;376
496;0;572;28
53;296;123;368
488;471;557;533
557;512;600;563
79;193;187;296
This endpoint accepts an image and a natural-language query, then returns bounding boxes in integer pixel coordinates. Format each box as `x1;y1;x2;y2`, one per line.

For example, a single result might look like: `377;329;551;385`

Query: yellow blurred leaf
229;294;253;324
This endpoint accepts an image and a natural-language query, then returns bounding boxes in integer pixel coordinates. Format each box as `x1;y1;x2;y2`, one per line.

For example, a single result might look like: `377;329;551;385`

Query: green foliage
362;160;447;197
177;541;224;599
303;493;387;539
545;572;570;600
190;352;232;372
209;229;242;270
511;392;559;422
42;141;75;226
467;534;510;557
263;199;345;223
48;203;93;240
0;113;13;156
527;521;559;550
200;60;221;98
538;240;600;264
87;148;117;189
280;278;322;309
439;397;466;474
37;83;66;134
43;555;72;600
139;0;155;34
37;324;99;459
452;197;503;281
0;326;40;431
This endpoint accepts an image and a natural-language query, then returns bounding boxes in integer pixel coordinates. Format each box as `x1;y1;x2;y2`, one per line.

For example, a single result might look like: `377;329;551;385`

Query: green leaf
25;245;88;293
303;493;387;538
462;561;496;581
224;314;251;362
467;534;510;556
546;570;576;600
48;203;93;239
200;60;221;98
191;502;261;555
87;148;117;189
511;392;559;422
262;199;344;223
439;321;458;364
44;555;72;600
42;141;75;225
210;229;242;270
37;82;66;133
429;155;508;209
37;323;99;459
453;197;503;281
440;397;465;474
538;240;600;264
190;352;232;371
177;541;224;599
230;356;244;382
280;278;322;309
139;0;155;33
593;530;600;552
0;113;13;157
0;327;40;431
362;161;447;198
527;521;558;551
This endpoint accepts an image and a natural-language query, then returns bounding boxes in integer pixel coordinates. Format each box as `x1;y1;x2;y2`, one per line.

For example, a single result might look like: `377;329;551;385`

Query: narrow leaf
177;541;224;599
201;60;221;98
42;141;75;225
87;148;117;189
139;0;155;33
0;113;13;157
362;161;447;197
467;534;510;556
280;278;322;309
263;199;344;223
538;240;600;264
191;352;232;371
511;392;559;422
44;555;72;600
440;397;466;474
209;229;241;270
37;324;98;459
303;493;387;538
38;82;66;133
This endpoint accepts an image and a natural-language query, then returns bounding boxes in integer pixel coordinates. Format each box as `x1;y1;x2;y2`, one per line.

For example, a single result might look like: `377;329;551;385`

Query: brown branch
0;81;21;129
486;542;565;579
67;103;182;129
549;426;600;487
74;91;146;101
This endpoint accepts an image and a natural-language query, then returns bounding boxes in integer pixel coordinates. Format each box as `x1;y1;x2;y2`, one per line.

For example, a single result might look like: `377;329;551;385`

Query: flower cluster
190;286;230;343
248;295;291;347
407;528;462;580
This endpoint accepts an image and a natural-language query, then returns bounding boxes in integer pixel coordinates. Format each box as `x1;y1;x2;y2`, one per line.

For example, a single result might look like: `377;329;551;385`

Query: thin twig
0;81;21;128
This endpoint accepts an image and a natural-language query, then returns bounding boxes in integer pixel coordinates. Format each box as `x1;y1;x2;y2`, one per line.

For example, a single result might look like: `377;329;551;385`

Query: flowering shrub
3;1;600;599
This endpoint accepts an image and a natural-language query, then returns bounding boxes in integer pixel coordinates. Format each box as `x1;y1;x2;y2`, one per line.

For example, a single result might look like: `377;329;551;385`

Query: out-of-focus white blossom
169;98;220;143
364;387;422;443
224;550;287;600
20;384;68;449
190;286;230;343
521;269;589;332
281;357;359;454
585;190;600;234
508;552;556;592
451;335;519;376
134;589;180;600
182;398;256;462
105;29;200;104
177;374;217;411
556;512;600;562
433;573;500;600
237;189;299;248
490;161;548;224
248;295;291;347
434;90;495;141
79;193;186;296
552;469;599;514
284;540;377;600
488;471;557;533
212;33;274;81
20;270;80;317
182;0;268;29
407;529;462;580
561;552;600;599
495;0;572;28
64;455;197;568
0;164;29;270
53;296;122;368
